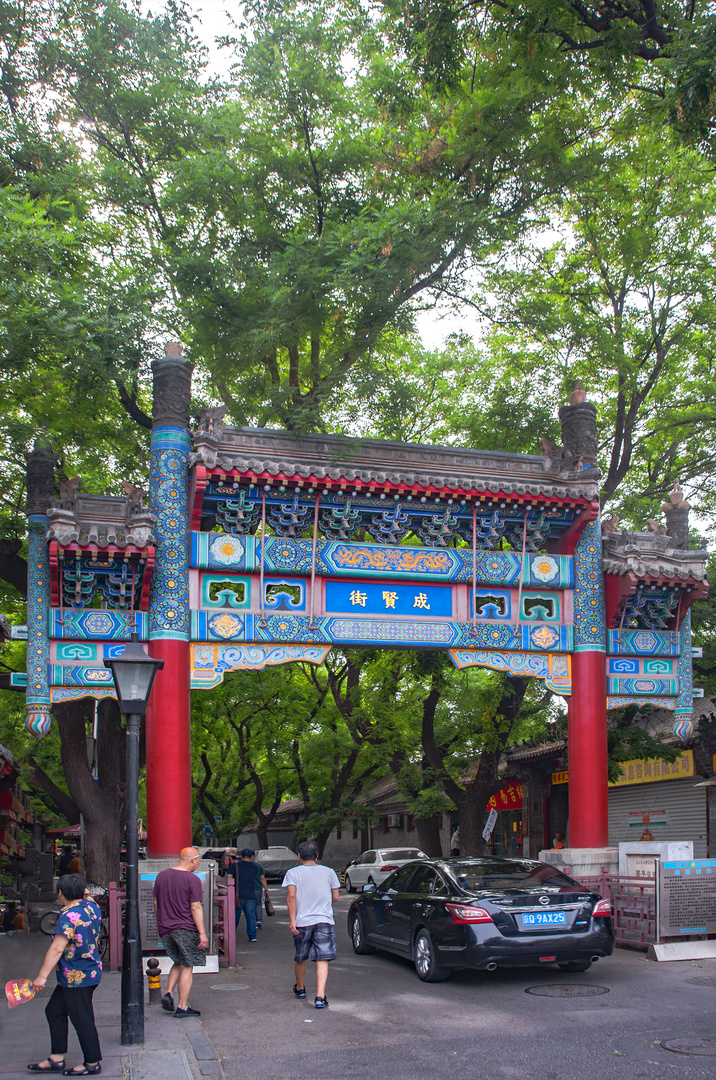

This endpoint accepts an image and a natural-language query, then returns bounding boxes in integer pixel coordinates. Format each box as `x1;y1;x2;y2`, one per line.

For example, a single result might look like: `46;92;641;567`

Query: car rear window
380;849;424;861
450;859;579;892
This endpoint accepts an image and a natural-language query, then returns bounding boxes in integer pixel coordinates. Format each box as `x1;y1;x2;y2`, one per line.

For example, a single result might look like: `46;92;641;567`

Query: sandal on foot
293;983;306;998
62;1066;101;1076
27;1063;65;1073
314;995;329;1008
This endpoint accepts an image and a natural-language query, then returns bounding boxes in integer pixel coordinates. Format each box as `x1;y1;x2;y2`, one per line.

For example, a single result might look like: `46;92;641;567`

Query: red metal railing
107;877;235;971
562;866;657;950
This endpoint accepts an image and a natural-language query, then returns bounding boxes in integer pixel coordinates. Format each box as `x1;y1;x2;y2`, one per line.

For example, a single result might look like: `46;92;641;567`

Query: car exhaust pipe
590;955;600;963
486;962;498;972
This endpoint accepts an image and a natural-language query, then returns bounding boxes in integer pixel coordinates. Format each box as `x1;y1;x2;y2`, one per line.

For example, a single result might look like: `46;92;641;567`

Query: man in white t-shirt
282;840;340;1009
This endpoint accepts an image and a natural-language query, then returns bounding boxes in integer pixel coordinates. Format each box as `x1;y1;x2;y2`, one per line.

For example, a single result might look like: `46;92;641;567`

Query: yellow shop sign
610;751;694;787
551;751;694;789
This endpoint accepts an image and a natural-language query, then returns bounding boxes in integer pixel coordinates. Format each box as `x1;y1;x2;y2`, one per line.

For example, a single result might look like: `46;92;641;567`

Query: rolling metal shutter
608;778;708;858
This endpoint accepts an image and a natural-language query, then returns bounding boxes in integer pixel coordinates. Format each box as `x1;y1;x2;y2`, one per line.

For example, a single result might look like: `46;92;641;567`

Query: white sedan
344;848;428;892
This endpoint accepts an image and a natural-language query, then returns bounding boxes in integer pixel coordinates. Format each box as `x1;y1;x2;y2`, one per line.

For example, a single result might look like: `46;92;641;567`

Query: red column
145;640;191;857
567;650;609;848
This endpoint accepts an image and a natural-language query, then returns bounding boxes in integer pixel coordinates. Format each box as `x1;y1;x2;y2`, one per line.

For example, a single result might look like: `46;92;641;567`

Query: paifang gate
20;344;708;856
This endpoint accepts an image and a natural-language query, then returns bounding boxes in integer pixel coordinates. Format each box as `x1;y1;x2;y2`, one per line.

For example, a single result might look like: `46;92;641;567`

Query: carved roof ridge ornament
663;479;690;512
552;379;599;475
570;379;587;405
151;341;193;429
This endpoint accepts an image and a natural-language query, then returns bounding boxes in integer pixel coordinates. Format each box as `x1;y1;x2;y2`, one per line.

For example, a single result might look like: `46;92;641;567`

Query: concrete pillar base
539;847;618;878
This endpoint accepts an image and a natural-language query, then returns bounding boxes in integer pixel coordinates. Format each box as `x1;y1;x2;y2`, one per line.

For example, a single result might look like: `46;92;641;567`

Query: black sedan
347;856;614;982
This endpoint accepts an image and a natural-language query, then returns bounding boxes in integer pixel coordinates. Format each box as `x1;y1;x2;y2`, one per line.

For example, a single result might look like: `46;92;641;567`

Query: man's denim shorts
293;922;337;962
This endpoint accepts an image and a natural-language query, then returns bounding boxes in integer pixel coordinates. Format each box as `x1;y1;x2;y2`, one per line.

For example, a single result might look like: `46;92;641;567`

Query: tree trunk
455;782;502;856
53;697;126;886
421;675;532;857
27;757;80;823
256;822;269;849
415;815;443;857
315;829;331;859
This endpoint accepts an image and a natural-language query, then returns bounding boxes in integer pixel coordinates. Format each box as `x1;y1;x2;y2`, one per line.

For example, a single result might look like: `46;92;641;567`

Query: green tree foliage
21;0;610;432
384;2;716;152
0;0;708;863
464;125;716;521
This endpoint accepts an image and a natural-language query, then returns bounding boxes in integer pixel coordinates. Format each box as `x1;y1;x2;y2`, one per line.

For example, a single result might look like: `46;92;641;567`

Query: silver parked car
256;846;301;880
344;848;428;892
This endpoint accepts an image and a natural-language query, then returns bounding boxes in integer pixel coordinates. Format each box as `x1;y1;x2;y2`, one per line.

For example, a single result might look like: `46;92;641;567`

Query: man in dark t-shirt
227;849;261;941
152;848;208;1017
57;846;74;877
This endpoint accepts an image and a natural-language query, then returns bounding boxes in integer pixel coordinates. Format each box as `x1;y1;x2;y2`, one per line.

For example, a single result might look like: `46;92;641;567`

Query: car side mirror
363;882;376;894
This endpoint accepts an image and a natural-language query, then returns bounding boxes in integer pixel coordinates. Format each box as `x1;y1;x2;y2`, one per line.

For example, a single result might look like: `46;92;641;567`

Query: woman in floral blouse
28;874;103;1076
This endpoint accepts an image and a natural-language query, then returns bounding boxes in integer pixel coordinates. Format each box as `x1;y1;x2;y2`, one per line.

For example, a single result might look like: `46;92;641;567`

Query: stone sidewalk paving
0;935;224;1080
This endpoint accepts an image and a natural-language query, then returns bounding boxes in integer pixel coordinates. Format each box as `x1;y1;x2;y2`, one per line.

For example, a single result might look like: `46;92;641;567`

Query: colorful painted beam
606;629;680;656
50;610;149;640
449;649;571;695
191;643;332;686
187;611;573;651
191;533;574;588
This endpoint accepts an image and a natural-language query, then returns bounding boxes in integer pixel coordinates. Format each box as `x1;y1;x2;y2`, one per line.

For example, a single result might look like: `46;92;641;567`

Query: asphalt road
188;887;716;1080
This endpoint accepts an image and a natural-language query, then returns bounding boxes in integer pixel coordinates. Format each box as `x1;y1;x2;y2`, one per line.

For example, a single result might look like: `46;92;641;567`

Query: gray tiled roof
191;426;601;502
602;532;708;581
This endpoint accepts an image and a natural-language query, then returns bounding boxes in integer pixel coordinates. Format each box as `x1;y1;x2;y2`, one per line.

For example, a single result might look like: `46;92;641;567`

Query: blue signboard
324;580;452;618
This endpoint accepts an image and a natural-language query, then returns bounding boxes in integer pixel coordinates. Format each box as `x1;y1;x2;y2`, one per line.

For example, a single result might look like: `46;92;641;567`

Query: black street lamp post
104;634;164;1046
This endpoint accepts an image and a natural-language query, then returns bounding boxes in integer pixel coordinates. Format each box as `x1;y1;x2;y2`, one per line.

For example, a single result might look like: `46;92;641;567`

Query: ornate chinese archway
21;348;707;857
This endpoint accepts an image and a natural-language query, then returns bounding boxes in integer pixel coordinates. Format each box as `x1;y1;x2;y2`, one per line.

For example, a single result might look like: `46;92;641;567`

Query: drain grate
525;984;609;998
661;1038;716;1057
209;983;250;991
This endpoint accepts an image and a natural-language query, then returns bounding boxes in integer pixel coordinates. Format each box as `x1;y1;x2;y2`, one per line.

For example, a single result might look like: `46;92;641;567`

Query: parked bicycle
39;882;109;959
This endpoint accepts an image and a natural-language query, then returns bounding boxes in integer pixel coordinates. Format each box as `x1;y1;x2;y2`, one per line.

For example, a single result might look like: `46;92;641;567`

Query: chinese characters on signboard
325;581;452;618
657;860;716;941
610;751;694;787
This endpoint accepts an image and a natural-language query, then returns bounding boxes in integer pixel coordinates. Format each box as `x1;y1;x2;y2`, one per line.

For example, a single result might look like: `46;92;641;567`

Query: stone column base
539;847;618;878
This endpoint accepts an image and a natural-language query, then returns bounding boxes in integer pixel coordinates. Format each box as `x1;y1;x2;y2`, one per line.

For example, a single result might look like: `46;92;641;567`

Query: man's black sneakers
161;993;174;1012
314;996;328;1009
293;984;306;999
174;1007;201;1018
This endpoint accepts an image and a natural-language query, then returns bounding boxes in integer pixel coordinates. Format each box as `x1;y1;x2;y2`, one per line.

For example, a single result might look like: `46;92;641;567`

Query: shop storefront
485;780;524;857
607;750;709;858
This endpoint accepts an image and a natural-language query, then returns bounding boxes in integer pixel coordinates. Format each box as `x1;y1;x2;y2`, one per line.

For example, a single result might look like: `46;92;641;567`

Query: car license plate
520;910;567;927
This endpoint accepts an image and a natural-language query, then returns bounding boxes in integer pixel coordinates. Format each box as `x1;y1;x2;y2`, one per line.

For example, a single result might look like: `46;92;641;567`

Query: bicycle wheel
39;910;60;935
97;922;109;960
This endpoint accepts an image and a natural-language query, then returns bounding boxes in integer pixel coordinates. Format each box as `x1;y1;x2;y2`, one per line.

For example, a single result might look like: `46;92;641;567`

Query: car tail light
446;903;493;924
539;956;556;962
380;864;400;872
592;899;611;917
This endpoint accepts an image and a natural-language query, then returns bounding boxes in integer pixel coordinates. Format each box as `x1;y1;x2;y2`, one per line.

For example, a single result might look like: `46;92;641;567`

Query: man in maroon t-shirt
153;847;208;1017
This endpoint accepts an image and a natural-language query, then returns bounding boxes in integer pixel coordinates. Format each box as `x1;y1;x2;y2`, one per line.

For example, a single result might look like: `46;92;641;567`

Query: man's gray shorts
293;922;337;962
161;927;207;968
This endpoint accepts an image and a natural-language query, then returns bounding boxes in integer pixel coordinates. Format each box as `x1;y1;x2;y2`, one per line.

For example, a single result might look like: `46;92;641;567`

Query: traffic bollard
146;957;161;1003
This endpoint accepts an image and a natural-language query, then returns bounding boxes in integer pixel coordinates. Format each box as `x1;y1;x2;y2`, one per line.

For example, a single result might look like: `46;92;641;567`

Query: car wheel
350;912;375;954
345;874;356;894
413;928;449;982
558;960;592;973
